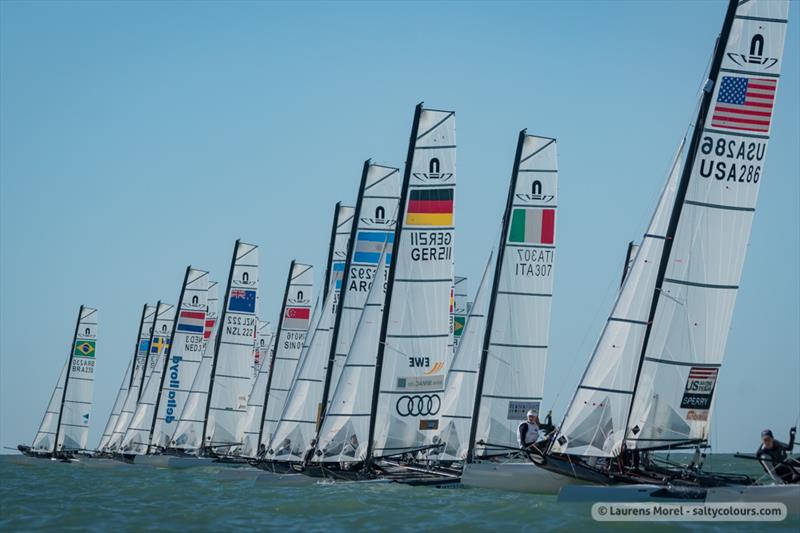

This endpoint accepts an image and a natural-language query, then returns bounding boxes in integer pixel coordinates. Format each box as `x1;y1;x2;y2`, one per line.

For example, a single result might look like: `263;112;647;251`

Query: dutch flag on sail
176;310;206;334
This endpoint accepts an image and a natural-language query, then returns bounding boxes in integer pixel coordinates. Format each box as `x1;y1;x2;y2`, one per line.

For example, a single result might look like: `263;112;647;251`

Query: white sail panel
151;269;209;450
436;256;492;460
270;287;337;462
57;306;99;452
31;362;67;453
372;107;456;458
551;141;683;457
628;1;788;450
240;321;275;458
473;134;558;456
205;242;260;451
326;163;401;402
120;303;175;454
328;204;355;297
97;354;133;451
259;263;314;449
315;247;390;463
170;281;219;452
107;305;157;451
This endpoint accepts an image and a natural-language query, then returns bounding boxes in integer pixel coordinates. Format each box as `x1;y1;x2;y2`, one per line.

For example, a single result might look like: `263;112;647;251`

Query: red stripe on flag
407;199;454;214
713;105;773;117
713;116;771;126
180;310;205;319
285;307;310;319
540;209;555;244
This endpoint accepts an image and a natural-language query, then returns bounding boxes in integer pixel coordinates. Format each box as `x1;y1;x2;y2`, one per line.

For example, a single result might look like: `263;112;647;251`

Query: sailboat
118;301;176;459
106;305;158;452
17;306;98;462
254;261;314;463
132;267;210;466
152;281;220;465
201;240;259;459
96;304;152;455
539;0;791;495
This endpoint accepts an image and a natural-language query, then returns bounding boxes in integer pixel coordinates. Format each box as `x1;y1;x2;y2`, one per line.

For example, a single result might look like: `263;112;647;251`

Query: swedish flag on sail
73;340;96;358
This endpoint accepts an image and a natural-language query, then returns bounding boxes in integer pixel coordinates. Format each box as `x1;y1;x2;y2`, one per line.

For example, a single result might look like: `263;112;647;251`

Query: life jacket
518;421;540;446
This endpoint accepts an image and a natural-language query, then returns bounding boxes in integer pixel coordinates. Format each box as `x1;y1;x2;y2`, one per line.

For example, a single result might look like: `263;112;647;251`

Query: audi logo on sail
396;394;441;417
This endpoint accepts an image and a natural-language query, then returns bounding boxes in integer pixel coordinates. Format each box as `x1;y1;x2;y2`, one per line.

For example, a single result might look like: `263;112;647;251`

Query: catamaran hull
255;471;318;485
133;455;215;469
79;457;129;469
558;484;800;513
461;462;584;494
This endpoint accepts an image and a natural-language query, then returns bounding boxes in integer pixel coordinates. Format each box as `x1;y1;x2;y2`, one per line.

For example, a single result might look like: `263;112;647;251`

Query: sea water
0;454;796;532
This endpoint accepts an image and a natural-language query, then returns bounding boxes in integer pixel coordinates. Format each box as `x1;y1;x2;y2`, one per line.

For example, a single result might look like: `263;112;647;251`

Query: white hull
461;462;584;494
133;455;215;469
558;483;800;514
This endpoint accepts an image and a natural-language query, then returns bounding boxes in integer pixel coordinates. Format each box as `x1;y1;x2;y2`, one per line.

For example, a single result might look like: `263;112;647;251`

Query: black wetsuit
756;432;796;483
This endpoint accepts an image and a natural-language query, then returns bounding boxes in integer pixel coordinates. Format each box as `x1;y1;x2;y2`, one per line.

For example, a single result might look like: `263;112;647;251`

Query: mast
53;305;84;454
257;260;295;449
202;240;239;450
147;266;190;453
323;203;341;297
622;0;739;446
466;129;526;462
128;304;148;389
621;241;636;287
318;160;369;431
366;103;422;465
137;300;162;401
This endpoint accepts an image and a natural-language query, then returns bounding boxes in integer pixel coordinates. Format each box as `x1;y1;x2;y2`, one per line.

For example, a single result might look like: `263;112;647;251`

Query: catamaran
536;0;793;497
17;306;98;462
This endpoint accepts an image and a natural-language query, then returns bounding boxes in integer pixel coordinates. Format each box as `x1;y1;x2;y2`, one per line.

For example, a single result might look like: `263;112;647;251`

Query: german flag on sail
509;208;555;245
406;188;453;227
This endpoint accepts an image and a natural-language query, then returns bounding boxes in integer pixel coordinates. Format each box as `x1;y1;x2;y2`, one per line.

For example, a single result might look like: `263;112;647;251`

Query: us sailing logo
727;33;779;70
680;367;719;421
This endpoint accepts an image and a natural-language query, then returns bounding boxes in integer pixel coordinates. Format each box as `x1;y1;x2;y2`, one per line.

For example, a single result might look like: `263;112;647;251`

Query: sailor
339;434;360;471
518;410;542;450
302;438;317;465
756;428;797;483
257;443;267;460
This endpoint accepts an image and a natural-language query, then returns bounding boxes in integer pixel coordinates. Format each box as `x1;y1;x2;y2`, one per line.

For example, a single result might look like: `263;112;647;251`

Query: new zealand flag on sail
228;289;256;313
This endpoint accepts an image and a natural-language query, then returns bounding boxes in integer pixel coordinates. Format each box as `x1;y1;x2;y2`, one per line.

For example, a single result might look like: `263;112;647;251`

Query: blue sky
1;1;797;453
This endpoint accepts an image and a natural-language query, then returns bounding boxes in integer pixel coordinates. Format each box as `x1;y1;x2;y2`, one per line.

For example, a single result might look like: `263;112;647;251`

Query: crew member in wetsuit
756;427;797;483
518;410;543;450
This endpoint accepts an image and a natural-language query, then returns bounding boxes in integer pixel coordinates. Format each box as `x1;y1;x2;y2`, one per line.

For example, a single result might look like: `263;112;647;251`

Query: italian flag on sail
509;208;555;245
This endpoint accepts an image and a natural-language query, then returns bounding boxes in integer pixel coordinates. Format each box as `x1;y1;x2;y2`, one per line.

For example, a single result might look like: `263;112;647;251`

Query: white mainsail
31;362;67;453
371;105;456;458
626;0;788;451
315;244;390;463
452;275;469;356
205;241;260;451
169;281;219;452
56;306;99;453
120;302;175;454
240;320;275;458
107;304;157;451
435;255;493;461
258;262;314;450
327;203;355;299
551;141;684;457
472;132;558;457
97;305;151;452
323;162;401;411
269;287;337;461
31;306;99;454
151;268;209;450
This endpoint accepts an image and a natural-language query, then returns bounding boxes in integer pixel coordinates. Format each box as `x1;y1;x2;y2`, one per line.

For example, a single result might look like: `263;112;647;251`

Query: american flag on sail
710;76;776;133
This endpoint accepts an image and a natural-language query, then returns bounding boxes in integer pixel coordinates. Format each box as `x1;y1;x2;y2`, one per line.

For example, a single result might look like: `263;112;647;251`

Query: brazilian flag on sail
73;340;96;358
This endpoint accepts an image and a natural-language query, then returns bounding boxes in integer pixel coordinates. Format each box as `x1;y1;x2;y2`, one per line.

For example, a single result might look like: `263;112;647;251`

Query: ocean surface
0;454;796;532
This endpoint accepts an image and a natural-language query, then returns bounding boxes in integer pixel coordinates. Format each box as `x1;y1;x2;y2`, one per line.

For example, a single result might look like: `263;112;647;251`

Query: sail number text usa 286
225;315;256;337
699;135;766;184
